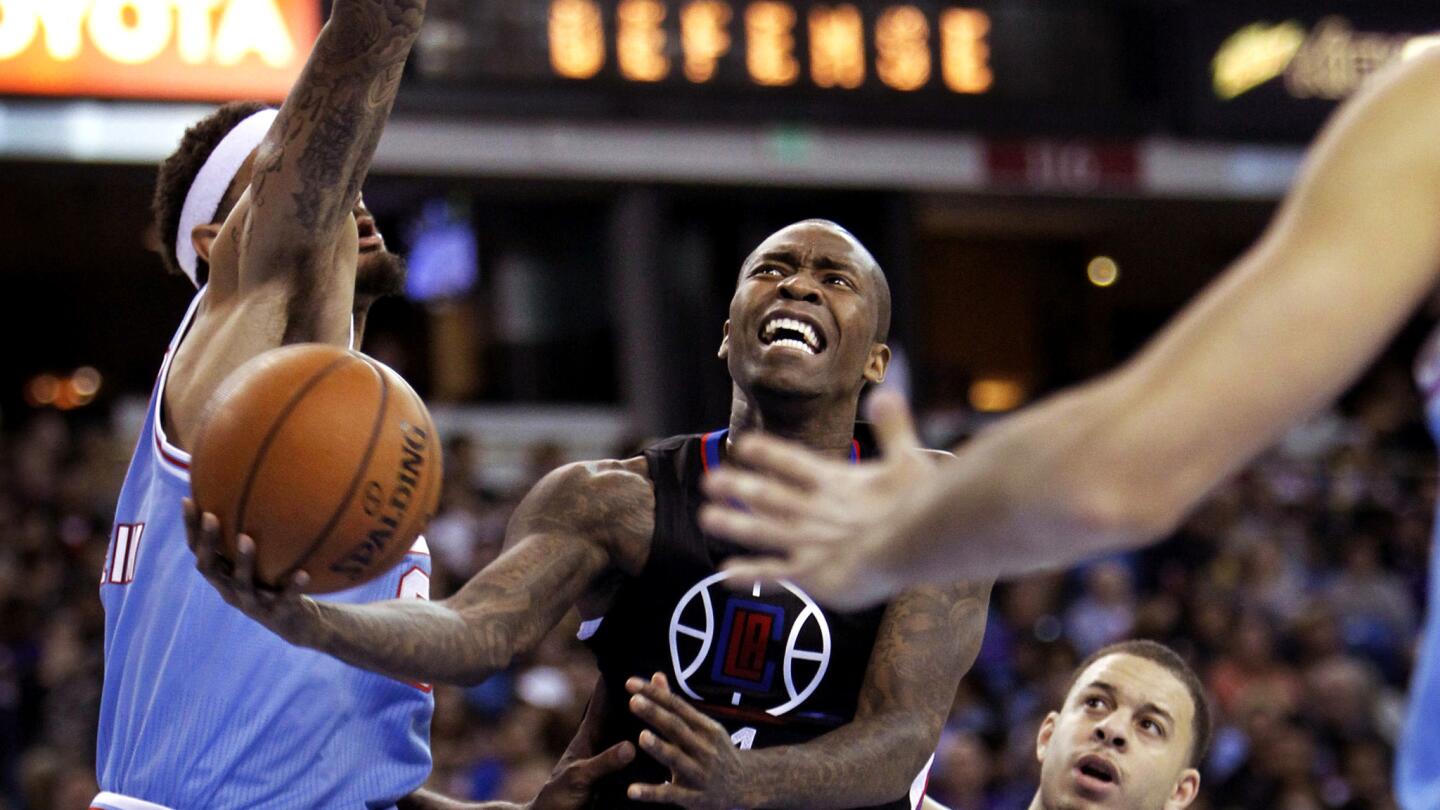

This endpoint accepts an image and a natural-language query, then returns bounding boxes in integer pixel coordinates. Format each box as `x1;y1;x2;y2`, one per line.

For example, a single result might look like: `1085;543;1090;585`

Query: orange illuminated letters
876;5;930;91
941;8;992;93
0;0;320;100
745;2;799;86
808;5;864;89
680;0;731;82
618;0;669;81
550;0;606;79
542;1;995;96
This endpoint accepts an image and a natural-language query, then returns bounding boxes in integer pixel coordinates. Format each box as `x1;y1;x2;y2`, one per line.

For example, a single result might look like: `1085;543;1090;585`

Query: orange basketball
190;344;442;594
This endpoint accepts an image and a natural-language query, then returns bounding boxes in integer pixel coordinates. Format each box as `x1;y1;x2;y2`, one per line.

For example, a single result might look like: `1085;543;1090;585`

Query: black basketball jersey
581;429;929;809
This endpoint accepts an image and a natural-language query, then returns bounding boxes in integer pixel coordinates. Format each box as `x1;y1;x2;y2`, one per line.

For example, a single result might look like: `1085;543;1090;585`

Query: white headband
174;109;279;286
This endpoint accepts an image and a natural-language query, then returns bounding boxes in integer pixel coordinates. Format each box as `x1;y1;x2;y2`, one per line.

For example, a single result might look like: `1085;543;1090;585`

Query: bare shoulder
530;456;652;508
513;456;655;574
161;282;340;449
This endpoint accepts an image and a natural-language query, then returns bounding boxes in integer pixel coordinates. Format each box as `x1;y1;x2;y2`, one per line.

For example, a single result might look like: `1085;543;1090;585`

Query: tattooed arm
234;0;424;306
164;0;426;447
626;579;993;809
186;458;654;684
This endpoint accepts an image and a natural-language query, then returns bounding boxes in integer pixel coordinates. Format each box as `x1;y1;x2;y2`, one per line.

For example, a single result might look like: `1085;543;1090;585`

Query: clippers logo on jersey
669;571;833;719
714;599;784;691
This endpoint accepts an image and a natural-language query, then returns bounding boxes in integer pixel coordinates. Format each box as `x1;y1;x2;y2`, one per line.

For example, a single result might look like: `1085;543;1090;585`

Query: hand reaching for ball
183;496;317;642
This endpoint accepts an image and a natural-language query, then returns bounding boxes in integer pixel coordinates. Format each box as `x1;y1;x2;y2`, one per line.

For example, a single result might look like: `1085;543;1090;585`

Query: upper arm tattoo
858;578;993;730
248;1;425;242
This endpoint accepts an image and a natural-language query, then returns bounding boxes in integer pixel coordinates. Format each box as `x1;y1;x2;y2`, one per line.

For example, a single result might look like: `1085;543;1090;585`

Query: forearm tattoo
250;0;425;234
296;462;653;686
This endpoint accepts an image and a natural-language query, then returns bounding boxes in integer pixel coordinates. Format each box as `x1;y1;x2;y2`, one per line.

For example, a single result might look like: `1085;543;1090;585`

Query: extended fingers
188;506;232;583
637;729;705;785
234;533;258;588
628;690;709;757
282;569;311;598
865;389;921;457
728;433;830;490
637;674;718;731
626;782;704;807
702;469;810;518
183;497;202;555
698;503;808;554
566;740;635;786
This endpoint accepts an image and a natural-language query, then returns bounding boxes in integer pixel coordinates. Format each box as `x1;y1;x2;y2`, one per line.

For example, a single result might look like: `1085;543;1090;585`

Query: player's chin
356;251;407;299
747;370;830;399
1065;779;1125;808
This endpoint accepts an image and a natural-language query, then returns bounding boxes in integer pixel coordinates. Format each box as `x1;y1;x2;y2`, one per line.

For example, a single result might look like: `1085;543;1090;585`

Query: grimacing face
1034;654;1201;810
719;221;890;399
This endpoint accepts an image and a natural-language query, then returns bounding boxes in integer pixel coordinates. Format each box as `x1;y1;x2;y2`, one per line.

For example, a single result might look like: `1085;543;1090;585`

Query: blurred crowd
0;361;1432;810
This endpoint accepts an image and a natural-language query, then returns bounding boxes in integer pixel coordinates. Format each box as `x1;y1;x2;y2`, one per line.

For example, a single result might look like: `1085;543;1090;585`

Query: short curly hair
152;101;271;285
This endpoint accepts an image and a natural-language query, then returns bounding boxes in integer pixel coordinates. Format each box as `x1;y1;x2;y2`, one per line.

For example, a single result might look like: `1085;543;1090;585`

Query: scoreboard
2;0;1436;142
406;0;1158;133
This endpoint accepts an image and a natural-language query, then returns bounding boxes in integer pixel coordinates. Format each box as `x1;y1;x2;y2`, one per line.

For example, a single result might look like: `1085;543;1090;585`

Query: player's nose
1093;717;1127;749
778;271;821;304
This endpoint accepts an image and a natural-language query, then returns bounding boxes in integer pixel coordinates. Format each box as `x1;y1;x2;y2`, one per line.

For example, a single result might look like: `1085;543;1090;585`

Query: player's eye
1140;718;1165;737
751;264;784;277
1084;696;1107;710
825;275;854;289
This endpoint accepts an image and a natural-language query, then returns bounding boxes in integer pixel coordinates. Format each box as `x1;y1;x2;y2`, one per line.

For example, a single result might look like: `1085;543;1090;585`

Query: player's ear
1166;768;1201;809
1036;711;1058;764
863;343;890;384
191;223;222;266
718;320;731;360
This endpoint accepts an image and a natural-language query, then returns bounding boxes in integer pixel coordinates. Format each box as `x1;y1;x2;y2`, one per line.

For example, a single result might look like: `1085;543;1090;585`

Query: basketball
189;344;442;594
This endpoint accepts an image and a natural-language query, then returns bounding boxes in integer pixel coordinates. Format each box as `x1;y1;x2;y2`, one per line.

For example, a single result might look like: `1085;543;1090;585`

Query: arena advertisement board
1187;4;1440;141
0;0;322;102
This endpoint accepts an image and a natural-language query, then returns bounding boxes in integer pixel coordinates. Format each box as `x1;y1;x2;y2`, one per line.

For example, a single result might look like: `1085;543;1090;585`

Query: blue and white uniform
96;291;433;810
1401;329;1440;810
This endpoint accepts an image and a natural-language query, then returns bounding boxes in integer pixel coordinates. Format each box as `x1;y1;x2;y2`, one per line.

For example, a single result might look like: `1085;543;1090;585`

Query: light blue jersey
1402;331;1440;810
98;291;434;809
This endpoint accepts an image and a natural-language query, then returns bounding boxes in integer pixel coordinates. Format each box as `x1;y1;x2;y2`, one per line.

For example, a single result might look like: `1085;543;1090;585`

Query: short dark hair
152;101;271;285
1066;639;1212;769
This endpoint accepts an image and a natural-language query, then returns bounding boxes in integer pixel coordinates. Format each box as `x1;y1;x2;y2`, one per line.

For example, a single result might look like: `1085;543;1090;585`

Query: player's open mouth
759;315;826;355
1074;754;1120;792
357;217;384;251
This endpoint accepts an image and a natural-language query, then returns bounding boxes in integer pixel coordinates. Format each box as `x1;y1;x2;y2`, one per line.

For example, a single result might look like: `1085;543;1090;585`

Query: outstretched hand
699;389;937;611
182;497;315;641
398;741;636;810
625;673;751;809
530;740;637;810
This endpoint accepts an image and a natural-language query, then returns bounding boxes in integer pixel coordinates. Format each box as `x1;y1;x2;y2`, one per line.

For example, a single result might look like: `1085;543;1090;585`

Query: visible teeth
762;317;821;351
770;338;816;355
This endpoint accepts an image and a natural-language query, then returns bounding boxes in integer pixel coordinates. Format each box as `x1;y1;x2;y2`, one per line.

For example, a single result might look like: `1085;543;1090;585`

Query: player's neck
351;304;372;349
727;387;857;459
1026;791;1047;810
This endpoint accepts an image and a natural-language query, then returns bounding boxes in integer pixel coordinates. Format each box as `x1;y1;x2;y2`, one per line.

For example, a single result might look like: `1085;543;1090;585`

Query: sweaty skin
189;221;993;809
699;47;1440;608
